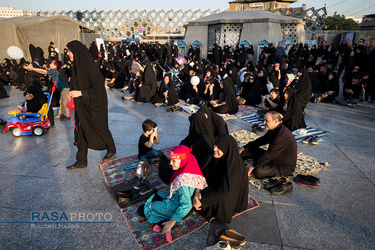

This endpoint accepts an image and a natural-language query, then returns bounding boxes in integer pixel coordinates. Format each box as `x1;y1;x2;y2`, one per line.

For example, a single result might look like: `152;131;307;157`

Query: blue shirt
47;69;69;92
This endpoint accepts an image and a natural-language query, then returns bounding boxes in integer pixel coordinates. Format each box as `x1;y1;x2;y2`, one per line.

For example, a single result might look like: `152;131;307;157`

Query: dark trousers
240;147;282;179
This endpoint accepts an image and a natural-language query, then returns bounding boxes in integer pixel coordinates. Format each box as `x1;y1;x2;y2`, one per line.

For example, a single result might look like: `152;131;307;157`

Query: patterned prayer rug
230;130;330;189
236;105;260;117
238;113;329;142
99;147;259;250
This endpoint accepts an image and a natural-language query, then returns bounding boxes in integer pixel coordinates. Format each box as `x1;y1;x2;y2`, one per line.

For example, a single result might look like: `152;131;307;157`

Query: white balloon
7;46;24;59
190;76;200;86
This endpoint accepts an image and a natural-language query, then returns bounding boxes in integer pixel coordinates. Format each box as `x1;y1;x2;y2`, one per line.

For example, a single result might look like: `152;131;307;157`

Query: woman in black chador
193;134;249;224
282;87;306;132
152;75;179;106
136;61;157;103
211;78;238;115
66;40;116;169
294;68;311;111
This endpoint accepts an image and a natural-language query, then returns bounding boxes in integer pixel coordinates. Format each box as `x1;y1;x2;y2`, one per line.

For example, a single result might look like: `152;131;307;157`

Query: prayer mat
175;100;199;114
238;113;265;128
236;105;260;117
292;127;329;142
230;130;330;190
238;114;329;142
217;113;238;120
99;147;259;250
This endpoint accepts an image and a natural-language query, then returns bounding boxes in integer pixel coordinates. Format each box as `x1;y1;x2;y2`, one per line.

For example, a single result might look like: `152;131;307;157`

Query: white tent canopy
0;15;97;62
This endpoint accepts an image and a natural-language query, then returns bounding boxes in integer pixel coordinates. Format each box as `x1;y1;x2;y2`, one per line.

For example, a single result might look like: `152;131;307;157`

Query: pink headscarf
169;145;207;198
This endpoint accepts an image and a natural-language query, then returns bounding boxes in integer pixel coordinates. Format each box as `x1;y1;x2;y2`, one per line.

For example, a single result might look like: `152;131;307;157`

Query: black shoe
139;182;155;196
302;136;312;144
263;179;280;190
311;136;319;145
66;163;87;170
263;178;287;190
270;182;293;195
102;152;116;162
252;124;259;134
118;189;132;197
254;123;265;132
293;174;320;188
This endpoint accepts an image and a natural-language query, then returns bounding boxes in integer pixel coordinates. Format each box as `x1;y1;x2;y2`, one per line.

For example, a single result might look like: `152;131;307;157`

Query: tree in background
324;12;360;30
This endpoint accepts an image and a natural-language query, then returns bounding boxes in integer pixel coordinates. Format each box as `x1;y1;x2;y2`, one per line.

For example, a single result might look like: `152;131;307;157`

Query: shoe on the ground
269;182;293;195
347;103;355;108
154;102;164;107
293;174;320;188
219;235;241;249
204;241;231;250
60;117;70;121
139;181;155;196
54;114;65;119
263;179;281;190
302;136;312;144
66;162;87;170
216;228;246;246
102;152;116;162
311;136;319;145
251;124;259;134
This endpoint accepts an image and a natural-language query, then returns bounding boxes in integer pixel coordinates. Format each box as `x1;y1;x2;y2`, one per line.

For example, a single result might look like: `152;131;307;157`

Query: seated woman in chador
137;145;207;243
152;75;179;107
193;134;249;224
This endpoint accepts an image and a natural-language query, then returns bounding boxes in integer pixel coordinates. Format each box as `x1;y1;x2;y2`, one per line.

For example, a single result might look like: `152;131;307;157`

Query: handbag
66;97;75;110
158;153;173;185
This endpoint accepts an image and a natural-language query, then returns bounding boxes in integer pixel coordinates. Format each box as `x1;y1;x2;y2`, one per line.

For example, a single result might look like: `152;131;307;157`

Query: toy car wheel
33;127;44;136
12;128;22;137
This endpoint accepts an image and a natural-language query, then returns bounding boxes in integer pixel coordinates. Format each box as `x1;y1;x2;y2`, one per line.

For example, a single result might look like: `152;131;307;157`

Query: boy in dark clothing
258;88;280;117
138;119;163;164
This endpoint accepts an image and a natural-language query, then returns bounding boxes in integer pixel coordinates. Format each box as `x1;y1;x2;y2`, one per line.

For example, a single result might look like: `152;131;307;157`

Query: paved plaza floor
0;85;374;249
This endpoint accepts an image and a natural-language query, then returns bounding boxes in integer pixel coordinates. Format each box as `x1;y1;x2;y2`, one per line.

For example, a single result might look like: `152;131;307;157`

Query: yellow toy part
38;103;48;121
8;110;21;116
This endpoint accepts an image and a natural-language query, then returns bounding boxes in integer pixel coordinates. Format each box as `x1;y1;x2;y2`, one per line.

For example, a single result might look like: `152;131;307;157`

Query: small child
258;88;280;118
138;119;163;164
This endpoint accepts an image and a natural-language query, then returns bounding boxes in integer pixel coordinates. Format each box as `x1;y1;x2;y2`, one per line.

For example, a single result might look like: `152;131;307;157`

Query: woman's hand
162;220;176;234
69;90;82;98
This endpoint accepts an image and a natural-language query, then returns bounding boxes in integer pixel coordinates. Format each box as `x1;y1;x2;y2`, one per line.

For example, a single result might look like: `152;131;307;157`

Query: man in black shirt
239;111;297;178
105;66;124;89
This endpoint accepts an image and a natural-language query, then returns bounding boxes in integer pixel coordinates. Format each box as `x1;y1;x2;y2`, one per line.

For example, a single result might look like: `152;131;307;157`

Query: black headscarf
180;112;215;168
152;76;179;105
67;40;112;150
138;61;157;102
229;67;241;89
200;134;249;224
25;84;47;112
294;68;311;110
197;106;228;136
222;78;238;114
89;41;99;59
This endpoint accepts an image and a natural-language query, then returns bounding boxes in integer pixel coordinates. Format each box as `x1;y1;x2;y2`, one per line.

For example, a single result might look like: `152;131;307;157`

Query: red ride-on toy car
4;92;51;137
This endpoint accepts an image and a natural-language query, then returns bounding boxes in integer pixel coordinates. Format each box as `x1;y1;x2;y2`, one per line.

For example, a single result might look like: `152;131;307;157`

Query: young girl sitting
137;145;207;243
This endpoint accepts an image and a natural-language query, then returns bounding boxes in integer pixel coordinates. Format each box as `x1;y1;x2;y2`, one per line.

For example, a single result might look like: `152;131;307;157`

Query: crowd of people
1;36;375;246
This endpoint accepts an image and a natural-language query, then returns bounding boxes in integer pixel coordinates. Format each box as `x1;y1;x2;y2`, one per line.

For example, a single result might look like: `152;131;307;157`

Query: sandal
216;229;246;247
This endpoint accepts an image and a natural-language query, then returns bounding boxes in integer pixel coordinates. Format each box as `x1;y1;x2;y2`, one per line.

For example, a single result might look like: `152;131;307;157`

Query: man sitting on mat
239;111;297;179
